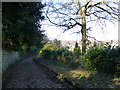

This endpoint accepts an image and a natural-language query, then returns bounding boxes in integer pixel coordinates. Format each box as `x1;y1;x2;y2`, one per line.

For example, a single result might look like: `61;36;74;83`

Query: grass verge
35;57;120;88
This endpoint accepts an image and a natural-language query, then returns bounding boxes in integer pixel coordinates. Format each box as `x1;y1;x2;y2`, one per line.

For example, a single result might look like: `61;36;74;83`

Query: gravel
2;57;72;88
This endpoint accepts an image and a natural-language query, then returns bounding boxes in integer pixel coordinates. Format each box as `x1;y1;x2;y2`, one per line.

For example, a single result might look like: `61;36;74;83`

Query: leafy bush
41;49;53;59
41;43;57;50
74;47;81;57
40;42;120;75
53;48;74;63
40;43;74;63
73;47;82;66
82;44;120;74
40;43;57;59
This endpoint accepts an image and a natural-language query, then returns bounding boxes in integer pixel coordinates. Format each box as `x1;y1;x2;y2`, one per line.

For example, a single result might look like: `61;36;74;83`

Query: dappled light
2;1;120;89
36;39;120;88
70;69;90;78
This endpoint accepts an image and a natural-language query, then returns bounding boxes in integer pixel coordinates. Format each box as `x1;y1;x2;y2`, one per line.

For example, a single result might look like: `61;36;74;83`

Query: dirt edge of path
33;58;78;89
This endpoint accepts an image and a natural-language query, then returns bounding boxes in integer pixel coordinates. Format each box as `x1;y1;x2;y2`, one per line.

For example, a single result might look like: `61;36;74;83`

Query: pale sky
41;20;118;41
41;0;119;41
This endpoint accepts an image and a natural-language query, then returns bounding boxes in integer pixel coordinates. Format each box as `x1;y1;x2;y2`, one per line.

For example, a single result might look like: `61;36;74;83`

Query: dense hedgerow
82;44;120;74
40;43;74;63
39;42;120;75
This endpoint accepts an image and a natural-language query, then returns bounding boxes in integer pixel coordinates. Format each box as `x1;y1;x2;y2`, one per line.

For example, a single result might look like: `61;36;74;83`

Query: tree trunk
81;10;87;54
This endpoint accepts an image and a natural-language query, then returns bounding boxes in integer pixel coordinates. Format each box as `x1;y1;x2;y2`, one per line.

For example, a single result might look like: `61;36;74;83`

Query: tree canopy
2;2;45;51
45;0;120;54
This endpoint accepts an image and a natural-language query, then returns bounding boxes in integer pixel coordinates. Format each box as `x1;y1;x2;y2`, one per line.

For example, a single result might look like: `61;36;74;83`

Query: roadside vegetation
2;2;120;88
36;39;120;88
2;2;47;56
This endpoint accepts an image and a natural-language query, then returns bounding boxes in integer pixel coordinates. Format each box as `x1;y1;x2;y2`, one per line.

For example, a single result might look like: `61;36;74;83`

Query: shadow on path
2;57;73;88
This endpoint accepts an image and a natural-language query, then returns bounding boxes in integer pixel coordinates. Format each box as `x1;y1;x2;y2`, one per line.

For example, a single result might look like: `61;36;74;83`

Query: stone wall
2;50;20;72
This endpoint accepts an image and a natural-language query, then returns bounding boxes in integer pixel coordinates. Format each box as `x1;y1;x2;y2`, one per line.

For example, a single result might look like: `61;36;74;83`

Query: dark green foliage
82;44;120;74
41;48;74;62
74;47;81;57
40;43;55;59
40;41;120;75
41;43;57;50
2;2;45;50
72;45;81;67
41;49;53;59
56;48;74;62
40;43;74;62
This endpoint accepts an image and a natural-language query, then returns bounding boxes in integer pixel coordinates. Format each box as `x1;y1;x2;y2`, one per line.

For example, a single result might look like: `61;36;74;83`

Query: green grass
36;58;120;88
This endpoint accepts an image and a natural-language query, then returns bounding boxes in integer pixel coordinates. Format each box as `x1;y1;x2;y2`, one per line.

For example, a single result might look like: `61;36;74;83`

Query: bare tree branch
45;0;120;53
87;35;102;43
87;1;105;8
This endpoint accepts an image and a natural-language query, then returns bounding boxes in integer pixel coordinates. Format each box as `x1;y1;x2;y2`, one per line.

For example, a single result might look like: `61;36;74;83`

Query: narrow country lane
2;57;69;88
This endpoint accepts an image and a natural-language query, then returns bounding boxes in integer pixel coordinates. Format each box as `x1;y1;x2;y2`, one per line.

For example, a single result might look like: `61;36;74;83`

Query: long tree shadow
35;57;120;88
74;71;120;88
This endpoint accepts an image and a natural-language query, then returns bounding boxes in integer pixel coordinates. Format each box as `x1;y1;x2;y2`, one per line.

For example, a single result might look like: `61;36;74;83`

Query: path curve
3;57;69;88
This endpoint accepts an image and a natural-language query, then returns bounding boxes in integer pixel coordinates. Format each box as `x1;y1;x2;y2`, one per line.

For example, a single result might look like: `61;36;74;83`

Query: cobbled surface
3;57;70;88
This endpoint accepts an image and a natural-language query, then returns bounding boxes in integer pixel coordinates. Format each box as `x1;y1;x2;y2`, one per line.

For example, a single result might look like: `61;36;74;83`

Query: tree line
2;2;45;51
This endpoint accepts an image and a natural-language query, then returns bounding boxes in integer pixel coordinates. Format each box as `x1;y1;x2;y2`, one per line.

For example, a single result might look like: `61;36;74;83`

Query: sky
41;0;119;41
41;21;118;41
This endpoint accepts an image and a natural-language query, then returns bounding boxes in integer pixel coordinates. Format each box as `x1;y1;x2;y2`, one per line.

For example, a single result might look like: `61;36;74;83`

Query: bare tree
45;0;120;54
